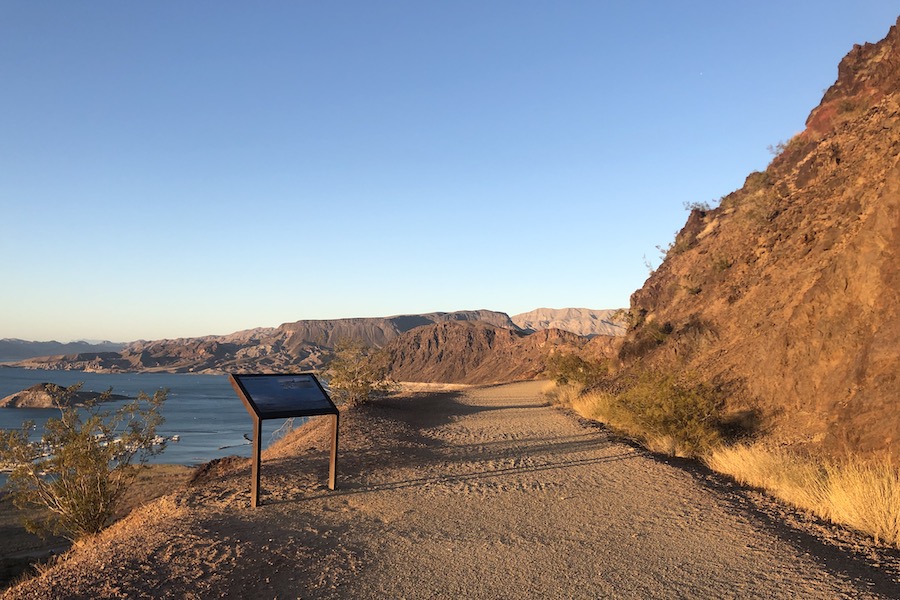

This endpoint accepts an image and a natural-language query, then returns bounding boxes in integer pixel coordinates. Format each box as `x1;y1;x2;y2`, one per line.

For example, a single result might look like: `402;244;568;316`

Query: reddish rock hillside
382;321;587;385
618;17;900;457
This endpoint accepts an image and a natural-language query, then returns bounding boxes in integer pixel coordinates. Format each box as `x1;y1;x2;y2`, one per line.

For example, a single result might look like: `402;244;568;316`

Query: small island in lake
0;383;129;409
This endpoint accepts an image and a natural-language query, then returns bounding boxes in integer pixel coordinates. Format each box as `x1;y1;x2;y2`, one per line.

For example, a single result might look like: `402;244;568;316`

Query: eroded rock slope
618;17;900;456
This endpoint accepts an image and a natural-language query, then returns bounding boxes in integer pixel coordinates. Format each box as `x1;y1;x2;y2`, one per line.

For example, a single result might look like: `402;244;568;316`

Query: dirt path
4;381;899;599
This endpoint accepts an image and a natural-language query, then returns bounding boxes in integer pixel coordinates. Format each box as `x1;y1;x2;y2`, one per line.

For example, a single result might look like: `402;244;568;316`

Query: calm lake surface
0;367;304;485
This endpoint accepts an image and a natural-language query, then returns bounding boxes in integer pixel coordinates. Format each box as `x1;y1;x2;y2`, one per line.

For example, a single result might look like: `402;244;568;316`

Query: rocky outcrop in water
0;383;128;408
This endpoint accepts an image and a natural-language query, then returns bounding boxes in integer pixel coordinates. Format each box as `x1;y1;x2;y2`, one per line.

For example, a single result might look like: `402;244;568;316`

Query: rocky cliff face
619;17;900;457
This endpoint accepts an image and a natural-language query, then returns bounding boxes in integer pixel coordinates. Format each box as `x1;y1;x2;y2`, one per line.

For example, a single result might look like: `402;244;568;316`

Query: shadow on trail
366;391;543;429
438;431;611;451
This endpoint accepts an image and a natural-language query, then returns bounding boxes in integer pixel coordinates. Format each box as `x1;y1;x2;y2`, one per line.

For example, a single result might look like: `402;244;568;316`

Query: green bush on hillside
551;366;727;458
617;370;725;456
545;353;608;387
0;384;167;540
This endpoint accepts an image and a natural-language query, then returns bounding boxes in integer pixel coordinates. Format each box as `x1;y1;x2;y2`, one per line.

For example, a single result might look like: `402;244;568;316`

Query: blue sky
2;2;897;342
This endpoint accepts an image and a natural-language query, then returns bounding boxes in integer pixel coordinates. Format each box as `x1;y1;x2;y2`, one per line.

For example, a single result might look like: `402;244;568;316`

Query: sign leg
251;417;262;507
328;412;339;490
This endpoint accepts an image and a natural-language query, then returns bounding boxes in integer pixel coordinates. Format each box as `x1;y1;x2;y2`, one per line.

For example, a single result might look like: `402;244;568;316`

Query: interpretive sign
229;373;339;507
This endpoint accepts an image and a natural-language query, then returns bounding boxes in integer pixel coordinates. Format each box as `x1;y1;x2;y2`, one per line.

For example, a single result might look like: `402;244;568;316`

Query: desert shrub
545;383;622;429
767;140;790;157
324;338;394;406
707;445;900;547
616;371;725;457
656;238;692;260
712;256;733;272
683;200;714;212
835;98;870;117
744;171;771;191
609;308;637;330
546;367;725;458
544;353;608;387
646;321;673;341
618;320;673;362
570;390;639;435
768;134;812;166
0;384;167;540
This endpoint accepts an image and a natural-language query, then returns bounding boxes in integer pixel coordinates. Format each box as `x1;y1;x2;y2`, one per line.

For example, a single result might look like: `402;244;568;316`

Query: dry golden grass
396;382;474;393
823;459;900;546
708;444;900;547
545;385;637;440
542;381;584;407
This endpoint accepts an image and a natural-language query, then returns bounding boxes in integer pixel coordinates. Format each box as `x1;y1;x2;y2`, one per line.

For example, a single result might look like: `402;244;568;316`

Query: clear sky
2;2;897;342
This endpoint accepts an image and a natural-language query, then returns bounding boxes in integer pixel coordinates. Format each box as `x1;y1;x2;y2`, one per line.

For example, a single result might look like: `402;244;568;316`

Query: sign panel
231;373;337;419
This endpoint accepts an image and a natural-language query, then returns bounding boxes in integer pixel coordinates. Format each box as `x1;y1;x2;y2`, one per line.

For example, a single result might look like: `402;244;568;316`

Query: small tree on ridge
324;338;393;406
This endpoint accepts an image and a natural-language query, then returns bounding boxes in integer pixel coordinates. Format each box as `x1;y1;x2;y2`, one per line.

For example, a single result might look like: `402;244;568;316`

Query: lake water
0;368;305;485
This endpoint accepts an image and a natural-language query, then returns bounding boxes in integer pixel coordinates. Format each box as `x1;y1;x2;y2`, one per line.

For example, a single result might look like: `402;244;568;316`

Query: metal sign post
229;373;339;508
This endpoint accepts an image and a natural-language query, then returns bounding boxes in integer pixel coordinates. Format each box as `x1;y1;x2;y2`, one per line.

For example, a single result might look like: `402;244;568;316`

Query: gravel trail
5;381;898;599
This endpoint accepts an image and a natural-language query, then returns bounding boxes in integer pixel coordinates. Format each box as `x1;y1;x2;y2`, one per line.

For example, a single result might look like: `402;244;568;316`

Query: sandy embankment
3;381;899;599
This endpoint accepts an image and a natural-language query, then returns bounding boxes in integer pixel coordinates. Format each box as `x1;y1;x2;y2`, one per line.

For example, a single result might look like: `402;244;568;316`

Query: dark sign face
230;374;337;419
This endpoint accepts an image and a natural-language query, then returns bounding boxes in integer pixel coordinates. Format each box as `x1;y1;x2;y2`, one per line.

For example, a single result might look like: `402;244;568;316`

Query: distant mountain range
7;308;625;378
0;339;125;363
512;308;625;338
